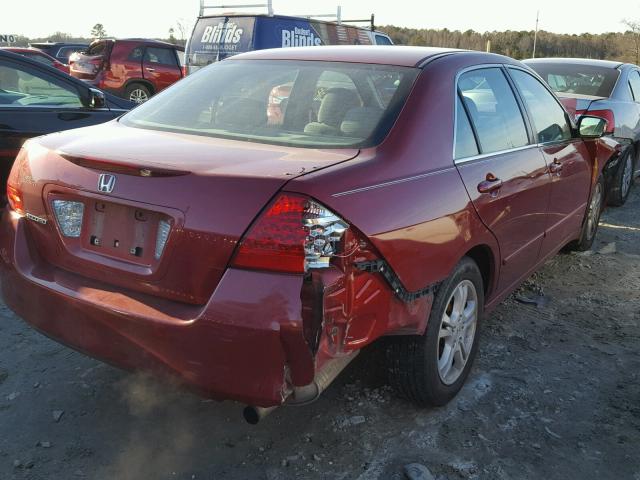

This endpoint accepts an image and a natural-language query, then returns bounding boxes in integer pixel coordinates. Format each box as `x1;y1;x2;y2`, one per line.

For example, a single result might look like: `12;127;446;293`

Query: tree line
5;23;640;64
379;25;640;64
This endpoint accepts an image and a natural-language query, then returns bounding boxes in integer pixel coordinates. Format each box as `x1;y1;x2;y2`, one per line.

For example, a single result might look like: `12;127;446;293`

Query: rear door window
458;67;529;154
144;47;178;66
509;68;572;144
0;60;82;107
128;47;144;61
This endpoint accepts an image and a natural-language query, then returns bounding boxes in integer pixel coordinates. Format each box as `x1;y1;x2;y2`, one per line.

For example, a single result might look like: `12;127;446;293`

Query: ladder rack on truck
198;1;377;30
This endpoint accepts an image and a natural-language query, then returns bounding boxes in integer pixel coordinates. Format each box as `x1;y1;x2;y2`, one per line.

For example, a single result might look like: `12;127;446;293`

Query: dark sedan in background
29;42;88;64
525;58;640;205
0;49;133;193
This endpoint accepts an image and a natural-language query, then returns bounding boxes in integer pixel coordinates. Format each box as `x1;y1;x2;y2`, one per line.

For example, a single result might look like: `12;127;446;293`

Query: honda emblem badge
98;174;116;193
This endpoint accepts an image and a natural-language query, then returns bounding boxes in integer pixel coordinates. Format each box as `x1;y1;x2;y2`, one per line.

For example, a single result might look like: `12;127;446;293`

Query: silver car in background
525;58;640;206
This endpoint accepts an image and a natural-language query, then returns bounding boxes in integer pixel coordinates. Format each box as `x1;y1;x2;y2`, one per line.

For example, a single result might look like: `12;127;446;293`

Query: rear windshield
528;63;620;97
120;59;419;149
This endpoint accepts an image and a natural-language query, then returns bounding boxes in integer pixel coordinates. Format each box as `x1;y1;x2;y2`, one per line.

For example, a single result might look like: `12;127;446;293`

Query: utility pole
532;10;539;58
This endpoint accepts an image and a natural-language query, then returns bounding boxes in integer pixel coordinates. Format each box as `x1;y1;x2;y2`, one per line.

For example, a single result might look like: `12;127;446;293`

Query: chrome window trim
453;144;540;165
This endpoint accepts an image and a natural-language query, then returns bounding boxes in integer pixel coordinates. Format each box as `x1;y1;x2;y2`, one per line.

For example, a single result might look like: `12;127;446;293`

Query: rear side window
458;68;529;154
509;69;572;144
144;47;178;66
454;96;479;159
629;71;640;102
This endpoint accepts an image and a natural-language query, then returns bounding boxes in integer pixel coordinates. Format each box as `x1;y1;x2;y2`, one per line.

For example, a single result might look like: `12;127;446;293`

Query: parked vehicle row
68;39;185;103
0;46;619;423
0;49;134;190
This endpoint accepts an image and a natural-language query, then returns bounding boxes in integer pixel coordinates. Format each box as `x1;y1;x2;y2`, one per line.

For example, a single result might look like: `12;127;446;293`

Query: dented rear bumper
0;212;432;407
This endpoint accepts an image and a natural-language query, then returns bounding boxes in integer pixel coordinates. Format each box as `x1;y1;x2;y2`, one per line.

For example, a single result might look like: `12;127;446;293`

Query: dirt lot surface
1;182;639;480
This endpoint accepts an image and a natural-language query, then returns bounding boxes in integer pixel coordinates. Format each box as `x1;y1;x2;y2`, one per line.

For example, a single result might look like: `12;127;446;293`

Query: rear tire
608;147;634;207
125;83;151;103
385;257;484;407
566;174;605;252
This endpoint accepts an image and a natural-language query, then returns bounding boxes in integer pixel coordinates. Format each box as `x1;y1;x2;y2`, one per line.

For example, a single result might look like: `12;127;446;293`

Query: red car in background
0;47;70;74
1;47;610;423
69;39;184;103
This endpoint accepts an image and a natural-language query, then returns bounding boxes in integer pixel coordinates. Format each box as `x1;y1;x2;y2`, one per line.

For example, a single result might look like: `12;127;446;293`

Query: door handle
477;174;503;194
145;67;155;72
549;158;563;174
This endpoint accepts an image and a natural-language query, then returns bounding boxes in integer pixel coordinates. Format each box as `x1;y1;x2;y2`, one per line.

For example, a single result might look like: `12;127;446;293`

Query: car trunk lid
69;41;111;80
20;121;359;304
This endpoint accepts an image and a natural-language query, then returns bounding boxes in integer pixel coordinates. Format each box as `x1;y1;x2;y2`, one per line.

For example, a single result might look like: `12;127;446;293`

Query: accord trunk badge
98;174;116;193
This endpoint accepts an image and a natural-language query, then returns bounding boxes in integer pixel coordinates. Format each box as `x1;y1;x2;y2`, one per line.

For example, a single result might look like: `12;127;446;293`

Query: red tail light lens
232;193;349;274
577;109;615;134
7;184;24;215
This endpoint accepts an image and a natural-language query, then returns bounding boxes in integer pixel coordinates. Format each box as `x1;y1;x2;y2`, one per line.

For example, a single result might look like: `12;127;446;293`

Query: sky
3;0;640;39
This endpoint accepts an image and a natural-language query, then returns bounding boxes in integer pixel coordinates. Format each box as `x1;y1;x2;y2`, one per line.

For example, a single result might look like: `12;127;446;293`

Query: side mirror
87;88;106;109
578;115;607;138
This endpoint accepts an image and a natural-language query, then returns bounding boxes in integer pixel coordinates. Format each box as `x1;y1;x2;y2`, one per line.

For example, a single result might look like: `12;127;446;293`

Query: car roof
230;45;515;68
29;42;88;47
523;57;624;69
93;38;182;48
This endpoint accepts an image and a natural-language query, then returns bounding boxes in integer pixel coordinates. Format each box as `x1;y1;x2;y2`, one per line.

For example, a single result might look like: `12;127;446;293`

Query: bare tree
174;19;190;46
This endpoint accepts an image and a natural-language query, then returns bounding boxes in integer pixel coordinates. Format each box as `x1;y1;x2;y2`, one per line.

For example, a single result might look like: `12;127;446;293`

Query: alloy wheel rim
437;279;478;385
129;89;149;103
622;155;633;198
586;182;602;240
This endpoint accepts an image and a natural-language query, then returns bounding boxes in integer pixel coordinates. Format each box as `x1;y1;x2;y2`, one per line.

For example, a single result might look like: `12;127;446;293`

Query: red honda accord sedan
1;46;609;422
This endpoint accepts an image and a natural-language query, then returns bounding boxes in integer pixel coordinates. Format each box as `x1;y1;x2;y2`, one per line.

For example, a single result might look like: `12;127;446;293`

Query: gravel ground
1;182;639;480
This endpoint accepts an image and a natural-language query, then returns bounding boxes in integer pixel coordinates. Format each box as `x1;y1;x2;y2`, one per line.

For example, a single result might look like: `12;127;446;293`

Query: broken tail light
232;193;349;274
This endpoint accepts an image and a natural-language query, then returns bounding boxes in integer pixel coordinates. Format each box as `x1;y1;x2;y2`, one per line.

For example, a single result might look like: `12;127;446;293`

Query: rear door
0;57;123;188
454;66;551;293
508;67;592;257
142;46;182;92
185;16;256;74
